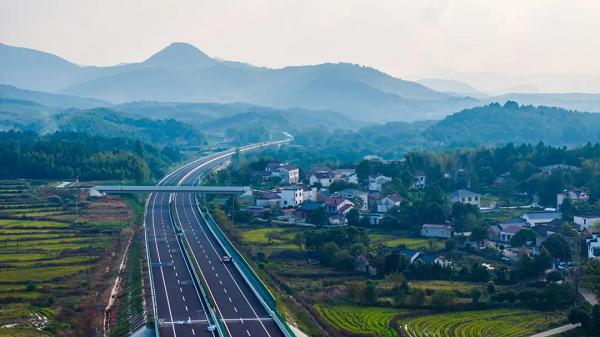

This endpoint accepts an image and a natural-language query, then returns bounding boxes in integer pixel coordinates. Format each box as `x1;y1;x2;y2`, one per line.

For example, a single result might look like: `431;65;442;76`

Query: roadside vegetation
0;180;140;336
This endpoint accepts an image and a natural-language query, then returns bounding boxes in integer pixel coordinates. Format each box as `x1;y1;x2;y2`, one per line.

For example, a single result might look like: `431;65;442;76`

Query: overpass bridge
92;185;250;194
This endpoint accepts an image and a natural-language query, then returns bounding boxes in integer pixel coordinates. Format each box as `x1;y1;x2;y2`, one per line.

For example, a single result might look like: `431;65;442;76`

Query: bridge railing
196;197;295;337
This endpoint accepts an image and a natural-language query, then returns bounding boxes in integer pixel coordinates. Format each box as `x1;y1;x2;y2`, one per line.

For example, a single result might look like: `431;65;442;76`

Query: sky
1;0;600;94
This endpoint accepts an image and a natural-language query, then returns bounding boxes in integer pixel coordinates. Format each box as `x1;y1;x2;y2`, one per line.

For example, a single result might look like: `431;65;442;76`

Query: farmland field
316;305;563;337
369;234;445;251
0;180;136;336
399;309;563;337
316;305;407;337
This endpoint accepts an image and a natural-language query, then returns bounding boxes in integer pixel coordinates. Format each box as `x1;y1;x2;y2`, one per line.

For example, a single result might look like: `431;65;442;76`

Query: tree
510;228;536;247
408;288;425;307
445;239;456;251
431;291;455;309
345;208;360;226
470;289;482;305
308;207;329;226
541;233;572;261
363;281;378;305
319;242;339;265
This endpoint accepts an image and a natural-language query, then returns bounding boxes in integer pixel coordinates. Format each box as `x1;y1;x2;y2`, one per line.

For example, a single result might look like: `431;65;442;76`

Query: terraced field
368;234;444;252
399;309;563;337
316;305;563;337
0;180;133;336
316;305;408;337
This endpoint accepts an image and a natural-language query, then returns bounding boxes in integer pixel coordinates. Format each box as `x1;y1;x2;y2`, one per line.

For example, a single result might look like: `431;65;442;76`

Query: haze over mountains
2;41;600;124
2;42;476;121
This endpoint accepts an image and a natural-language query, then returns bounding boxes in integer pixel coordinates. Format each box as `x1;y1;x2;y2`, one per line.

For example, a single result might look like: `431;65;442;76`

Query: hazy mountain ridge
0;42;476;121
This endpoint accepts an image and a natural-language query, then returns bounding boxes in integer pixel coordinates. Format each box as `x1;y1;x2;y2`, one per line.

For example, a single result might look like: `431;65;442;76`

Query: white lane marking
228;297;232;302
224;288;227;293
234;306;238;312
192;329;195;336
246;330;251;336
182;296;185;302
150;194;177;337
185;305;188;311
185;193;274;337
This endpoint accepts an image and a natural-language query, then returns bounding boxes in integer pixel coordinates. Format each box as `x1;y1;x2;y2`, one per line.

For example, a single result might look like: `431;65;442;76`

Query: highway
145;141;290;337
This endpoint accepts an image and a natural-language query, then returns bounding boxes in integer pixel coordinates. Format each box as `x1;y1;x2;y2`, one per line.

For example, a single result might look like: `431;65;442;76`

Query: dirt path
579;287;598;305
528;323;580;337
103;232;134;337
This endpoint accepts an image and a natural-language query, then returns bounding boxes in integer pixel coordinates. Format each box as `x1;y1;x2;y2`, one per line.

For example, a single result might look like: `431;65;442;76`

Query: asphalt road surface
146;142;289;337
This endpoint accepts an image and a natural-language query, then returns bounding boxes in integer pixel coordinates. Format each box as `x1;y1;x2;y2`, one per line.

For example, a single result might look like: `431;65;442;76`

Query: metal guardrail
197;199;295;337
143;197;160;336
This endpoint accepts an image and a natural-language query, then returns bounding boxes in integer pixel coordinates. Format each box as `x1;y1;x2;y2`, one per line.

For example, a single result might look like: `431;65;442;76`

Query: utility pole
74;193;79;223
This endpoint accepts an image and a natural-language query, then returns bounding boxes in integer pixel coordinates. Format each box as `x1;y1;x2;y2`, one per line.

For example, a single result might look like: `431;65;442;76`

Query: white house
574;215;600;231
557;188;589;208
377;195;402;213
278;185;304;208
368;174;392;192
421;223;454;239
339;189;369;212
587;234;600;259
277;164;300;184
309;171;335;187
254;191;281;207
521;211;562;227
449;189;481;207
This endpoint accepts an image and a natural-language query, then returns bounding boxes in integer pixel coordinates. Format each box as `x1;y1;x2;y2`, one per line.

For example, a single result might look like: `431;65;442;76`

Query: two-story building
339;188;369;212
377;194;402;213
574;215;600;231
411;171;426;189
309;171;335;188
278;185;304;208
587;234;600;259
368;174;392;192
521;211;562;227
557;188;589;208
449;189;481;207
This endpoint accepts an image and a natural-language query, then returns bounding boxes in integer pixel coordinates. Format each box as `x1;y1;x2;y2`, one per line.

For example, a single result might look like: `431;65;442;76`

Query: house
449;189;481;207
421;223;454;239
574;215;600;231
532;222;564;247
339;188;369;212
265;161;282;173
500;225;524;243
377;194;403;213
488;218;526;242
368;174;392;192
587;234;600;259
382;248;449;266
277;164;300;184
493;172;512;187
254;191;281;208
540;164;580;176
309;171;335;187
324;196;354;215
411;171;426;189
278;185;304;208
557;188;589;208
333;169;358;184
521;211;562;227
367;213;385;225
363;155;384;162
296;201;324;219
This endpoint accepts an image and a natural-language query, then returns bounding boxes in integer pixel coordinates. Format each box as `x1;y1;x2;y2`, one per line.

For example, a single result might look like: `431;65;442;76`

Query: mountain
424;101;600;147
0;42;477;121
0;98;204;145
114;101;356;131
418;78;489;98
0;43;82;92
485;93;600;113
0;84;109;109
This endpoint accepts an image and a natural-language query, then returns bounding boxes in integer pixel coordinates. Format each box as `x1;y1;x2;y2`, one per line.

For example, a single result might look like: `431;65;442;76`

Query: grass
316;305;406;337
410;280;484;292
242;227;288;244
370;234;445;251
315;305;563;337
399;309;564;337
0;265;90;282
0;219;70;229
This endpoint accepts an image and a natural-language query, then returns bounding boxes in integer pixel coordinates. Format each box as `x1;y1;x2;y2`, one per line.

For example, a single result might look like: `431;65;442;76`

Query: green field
316;305;562;337
316;305;407;337
369;234;445;251
399;309;563;337
410;280;483;292
0;181;133;336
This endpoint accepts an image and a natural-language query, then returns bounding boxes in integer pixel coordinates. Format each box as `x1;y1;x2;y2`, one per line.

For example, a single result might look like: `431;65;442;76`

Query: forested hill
424;102;600;147
0;131;180;182
0;99;205;146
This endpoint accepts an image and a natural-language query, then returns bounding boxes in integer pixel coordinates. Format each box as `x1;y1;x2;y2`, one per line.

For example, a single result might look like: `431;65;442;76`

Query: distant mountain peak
142;42;218;71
